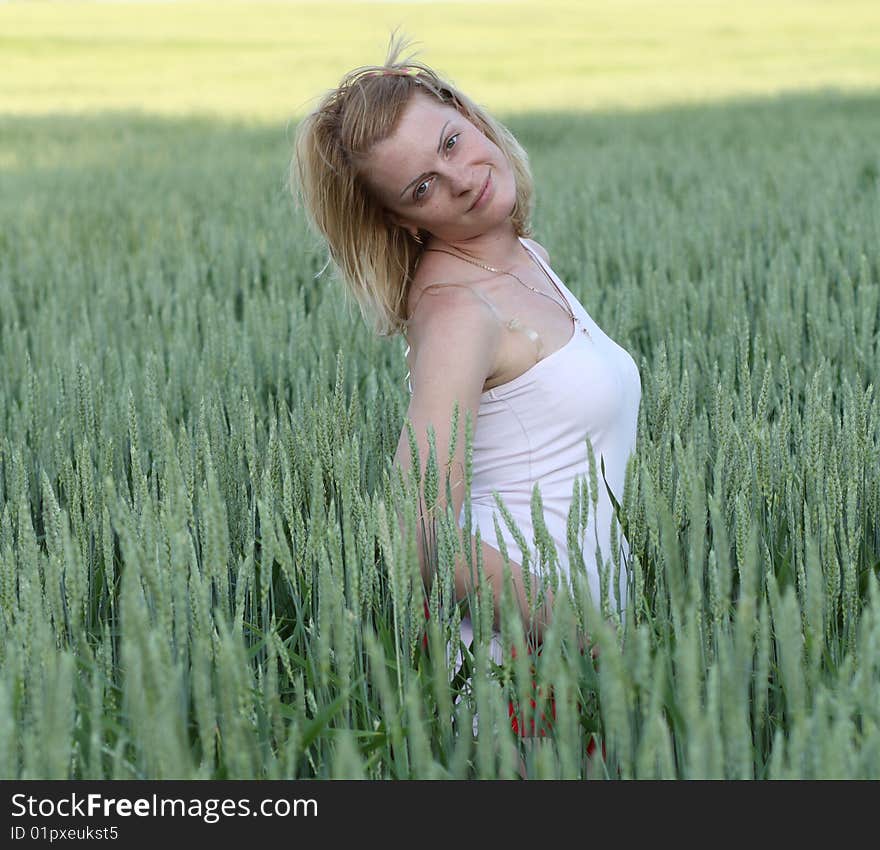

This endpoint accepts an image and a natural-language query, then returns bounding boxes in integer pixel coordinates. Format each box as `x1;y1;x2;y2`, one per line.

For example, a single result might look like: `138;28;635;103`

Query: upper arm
394;286;500;520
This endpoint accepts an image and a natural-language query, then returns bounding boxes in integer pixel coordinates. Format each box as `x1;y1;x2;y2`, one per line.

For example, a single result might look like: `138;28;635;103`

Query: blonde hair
290;33;534;338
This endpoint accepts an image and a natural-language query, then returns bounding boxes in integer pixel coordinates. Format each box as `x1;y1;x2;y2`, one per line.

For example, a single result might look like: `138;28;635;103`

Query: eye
412;134;460;202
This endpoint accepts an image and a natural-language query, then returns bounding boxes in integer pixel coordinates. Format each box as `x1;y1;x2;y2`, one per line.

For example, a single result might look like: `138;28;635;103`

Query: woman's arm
393;284;554;643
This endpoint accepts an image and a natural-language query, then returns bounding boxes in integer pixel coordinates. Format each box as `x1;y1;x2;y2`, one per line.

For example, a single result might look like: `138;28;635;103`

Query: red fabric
507;641;554;737
421;603;603;758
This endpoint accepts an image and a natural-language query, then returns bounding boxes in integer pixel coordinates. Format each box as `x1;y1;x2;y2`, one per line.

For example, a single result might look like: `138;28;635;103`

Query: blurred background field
1;1;879;780
1;0;879;120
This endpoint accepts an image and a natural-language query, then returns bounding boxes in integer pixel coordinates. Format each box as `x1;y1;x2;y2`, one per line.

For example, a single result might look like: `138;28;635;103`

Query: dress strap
407;281;503;324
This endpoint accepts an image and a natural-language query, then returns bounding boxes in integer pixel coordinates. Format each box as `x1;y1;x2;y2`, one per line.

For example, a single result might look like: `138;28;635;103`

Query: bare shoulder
404;279;501;401
406;248;494;319
405;247;502;342
521;236;550;264
407;282;500;366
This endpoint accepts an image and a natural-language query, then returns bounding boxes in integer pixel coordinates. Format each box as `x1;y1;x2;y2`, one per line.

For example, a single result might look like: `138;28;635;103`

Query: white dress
406;236;642;670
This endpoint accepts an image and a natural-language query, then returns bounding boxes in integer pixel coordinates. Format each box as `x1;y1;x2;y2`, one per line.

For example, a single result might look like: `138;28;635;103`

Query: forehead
365;94;463;174
386;92;460;141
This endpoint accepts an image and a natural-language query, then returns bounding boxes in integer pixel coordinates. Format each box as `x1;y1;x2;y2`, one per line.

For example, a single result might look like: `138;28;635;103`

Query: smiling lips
469;169;492;212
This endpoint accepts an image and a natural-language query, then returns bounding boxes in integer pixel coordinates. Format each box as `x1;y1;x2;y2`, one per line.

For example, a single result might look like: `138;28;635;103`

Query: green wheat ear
423;425;439;513
405;417;420;488
530;482;560;591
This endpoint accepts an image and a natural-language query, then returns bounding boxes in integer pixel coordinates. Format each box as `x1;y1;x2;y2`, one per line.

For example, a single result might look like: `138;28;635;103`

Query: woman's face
359;92;517;244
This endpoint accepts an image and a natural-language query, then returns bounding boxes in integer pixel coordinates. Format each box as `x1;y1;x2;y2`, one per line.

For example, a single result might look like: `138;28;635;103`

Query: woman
292;36;641;741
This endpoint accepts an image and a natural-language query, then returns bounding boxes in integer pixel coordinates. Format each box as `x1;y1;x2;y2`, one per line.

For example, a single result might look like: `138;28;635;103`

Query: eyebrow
398;119;452;199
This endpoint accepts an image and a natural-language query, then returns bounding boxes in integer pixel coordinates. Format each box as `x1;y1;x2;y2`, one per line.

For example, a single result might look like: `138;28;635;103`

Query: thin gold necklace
422;245;592;341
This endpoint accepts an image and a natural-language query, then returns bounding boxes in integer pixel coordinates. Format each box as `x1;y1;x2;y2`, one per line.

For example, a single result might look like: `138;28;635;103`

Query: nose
445;166;477;196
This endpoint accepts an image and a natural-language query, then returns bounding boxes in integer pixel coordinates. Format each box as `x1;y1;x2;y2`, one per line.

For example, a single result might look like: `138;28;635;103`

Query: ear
386;211;419;240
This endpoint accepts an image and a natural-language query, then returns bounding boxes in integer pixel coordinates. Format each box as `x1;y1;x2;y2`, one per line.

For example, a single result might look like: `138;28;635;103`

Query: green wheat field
1;1;879;779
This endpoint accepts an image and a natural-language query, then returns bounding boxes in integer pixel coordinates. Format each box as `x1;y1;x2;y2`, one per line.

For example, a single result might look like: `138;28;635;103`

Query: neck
424;224;523;269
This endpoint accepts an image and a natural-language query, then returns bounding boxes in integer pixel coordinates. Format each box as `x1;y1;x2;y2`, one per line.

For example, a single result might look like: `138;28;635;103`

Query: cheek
498;156;517;194
485;141;514;180
479;137;502;161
